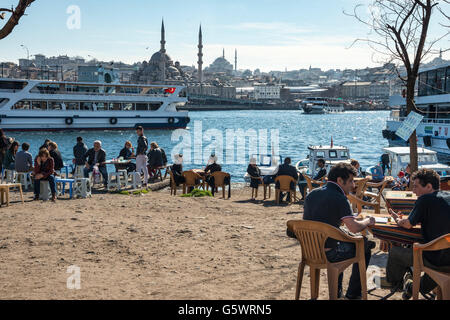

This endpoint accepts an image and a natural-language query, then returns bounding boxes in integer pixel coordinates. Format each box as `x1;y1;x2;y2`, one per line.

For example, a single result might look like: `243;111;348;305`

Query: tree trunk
406;77;419;173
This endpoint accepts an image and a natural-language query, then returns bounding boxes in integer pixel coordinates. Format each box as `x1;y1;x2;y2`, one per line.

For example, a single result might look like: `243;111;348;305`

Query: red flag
331;136;334;148
164;87;176;94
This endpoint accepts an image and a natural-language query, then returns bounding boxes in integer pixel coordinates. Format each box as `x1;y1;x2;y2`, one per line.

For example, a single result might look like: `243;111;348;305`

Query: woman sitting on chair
118;141;136;173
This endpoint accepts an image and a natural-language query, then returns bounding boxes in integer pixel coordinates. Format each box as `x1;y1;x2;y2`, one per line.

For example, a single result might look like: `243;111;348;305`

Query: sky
0;0;448;72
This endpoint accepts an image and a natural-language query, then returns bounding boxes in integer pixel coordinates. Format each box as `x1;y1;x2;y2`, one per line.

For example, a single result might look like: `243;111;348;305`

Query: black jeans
386;246;450;294
325;237;372;298
34;175;56;196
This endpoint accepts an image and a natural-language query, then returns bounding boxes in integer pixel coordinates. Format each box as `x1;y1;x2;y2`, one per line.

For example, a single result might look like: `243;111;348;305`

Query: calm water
7;110;390;182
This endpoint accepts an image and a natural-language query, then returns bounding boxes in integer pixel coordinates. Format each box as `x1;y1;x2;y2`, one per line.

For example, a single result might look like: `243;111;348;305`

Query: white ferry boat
0;78;190;131
384;63;450;163
300;97;345;114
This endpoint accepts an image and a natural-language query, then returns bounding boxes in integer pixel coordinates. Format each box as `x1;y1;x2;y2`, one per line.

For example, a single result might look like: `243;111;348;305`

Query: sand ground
0;183;406;300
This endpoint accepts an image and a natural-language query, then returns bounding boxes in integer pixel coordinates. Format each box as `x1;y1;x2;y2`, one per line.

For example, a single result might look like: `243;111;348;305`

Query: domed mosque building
204;49;234;76
132;20;188;84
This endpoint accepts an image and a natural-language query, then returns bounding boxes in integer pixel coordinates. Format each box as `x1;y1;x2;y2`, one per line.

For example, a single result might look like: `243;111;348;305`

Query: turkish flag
164;87;176;94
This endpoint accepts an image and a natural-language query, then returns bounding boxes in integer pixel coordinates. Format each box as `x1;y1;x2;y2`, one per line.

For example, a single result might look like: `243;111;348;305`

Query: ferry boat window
136;103;148;111
436;68;445;94
12;101;30;110
49;102;62;110
447;67;450;94
81;102;93;111
0;80;27;91
66;102;79;110
149;102;163;111
418;72;427;96
108;103;121;111
122;103;134;111
96;103;106;111
179;89;187;98
32;101;47;110
426;70;437;96
329;151;338;158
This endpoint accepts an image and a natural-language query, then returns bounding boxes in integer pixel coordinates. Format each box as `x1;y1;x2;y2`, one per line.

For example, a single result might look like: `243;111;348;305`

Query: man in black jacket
275;157;298;202
136;126;149;187
83;140;108;187
73;136;88;167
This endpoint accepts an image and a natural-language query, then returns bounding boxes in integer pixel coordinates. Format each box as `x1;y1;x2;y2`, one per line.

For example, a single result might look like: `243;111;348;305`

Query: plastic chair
362;180;388;214
15;172;33;191
128;172;142;190
182;171;204;194
249;176;271;200
210;171;231;199
274;175;297;204
304;174;326;195
168;169;183;196
287;220;368;300
413;234;450;300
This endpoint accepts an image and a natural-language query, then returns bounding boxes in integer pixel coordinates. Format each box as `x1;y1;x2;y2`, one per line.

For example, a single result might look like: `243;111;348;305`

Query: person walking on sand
136;126;149;187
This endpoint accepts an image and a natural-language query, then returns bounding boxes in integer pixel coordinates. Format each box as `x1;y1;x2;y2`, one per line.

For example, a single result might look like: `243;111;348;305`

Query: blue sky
0;0;448;71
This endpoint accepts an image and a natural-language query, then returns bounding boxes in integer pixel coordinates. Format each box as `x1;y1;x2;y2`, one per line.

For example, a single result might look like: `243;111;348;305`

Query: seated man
275;157;298;202
298;159;327;200
15;142;33;173
83;140;108;187
170;154;185;186
33;148;57;202
384;169;450;299
147;142;164;179
370;162;385;182
303;163;375;300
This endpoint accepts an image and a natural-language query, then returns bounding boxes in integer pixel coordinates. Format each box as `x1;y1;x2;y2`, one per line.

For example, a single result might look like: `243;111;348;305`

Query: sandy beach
0;184;405;300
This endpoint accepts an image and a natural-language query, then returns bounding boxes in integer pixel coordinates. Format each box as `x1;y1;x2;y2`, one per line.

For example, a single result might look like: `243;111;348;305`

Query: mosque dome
150;51;172;65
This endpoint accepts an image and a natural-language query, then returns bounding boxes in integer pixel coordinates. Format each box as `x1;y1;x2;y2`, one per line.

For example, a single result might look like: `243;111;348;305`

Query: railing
27;90;180;98
388;116;450;124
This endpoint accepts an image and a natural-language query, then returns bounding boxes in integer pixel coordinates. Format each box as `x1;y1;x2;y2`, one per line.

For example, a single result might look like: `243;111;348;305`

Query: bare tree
0;0;35;40
346;0;449;173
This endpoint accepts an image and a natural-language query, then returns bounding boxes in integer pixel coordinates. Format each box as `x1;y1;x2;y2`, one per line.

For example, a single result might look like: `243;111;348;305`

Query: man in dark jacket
73;137;88;167
83;140;108;187
33;148;57;202
48;141;64;172
275;157;298;202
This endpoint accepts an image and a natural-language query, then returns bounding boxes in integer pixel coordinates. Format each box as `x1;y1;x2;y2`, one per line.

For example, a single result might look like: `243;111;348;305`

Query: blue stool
61;165;73;179
55;178;75;199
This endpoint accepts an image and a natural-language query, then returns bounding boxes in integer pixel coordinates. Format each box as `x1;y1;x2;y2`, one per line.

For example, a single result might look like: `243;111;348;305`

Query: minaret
160;19;166;83
234;49;237;72
197;24;203;83
223;48;225;59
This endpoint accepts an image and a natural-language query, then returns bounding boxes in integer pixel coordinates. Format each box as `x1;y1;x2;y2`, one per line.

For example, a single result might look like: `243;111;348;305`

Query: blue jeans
84;166;108;185
34;175;56;196
325;237;372;298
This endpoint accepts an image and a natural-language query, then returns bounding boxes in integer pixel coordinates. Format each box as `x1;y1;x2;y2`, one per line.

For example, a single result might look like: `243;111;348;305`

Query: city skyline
0;0;448;72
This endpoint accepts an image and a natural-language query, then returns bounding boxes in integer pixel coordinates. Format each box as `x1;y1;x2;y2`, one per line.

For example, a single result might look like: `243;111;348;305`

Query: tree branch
0;0;35;40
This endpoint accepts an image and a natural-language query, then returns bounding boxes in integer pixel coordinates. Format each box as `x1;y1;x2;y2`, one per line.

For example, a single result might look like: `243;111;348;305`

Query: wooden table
358;213;423;246
104;160;132;165
384;191;417;214
0;183;24;207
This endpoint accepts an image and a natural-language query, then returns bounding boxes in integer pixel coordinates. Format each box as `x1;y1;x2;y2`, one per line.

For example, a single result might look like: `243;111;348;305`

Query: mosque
132;20;237;84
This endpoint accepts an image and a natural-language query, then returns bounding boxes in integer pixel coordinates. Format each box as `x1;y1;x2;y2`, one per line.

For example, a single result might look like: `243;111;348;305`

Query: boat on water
370;147;450;178
300;97;345;114
0;78;190;131
384;63;450;164
295;143;352;176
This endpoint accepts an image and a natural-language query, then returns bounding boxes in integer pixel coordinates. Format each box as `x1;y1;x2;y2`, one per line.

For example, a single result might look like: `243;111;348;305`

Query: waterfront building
253;83;282;100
